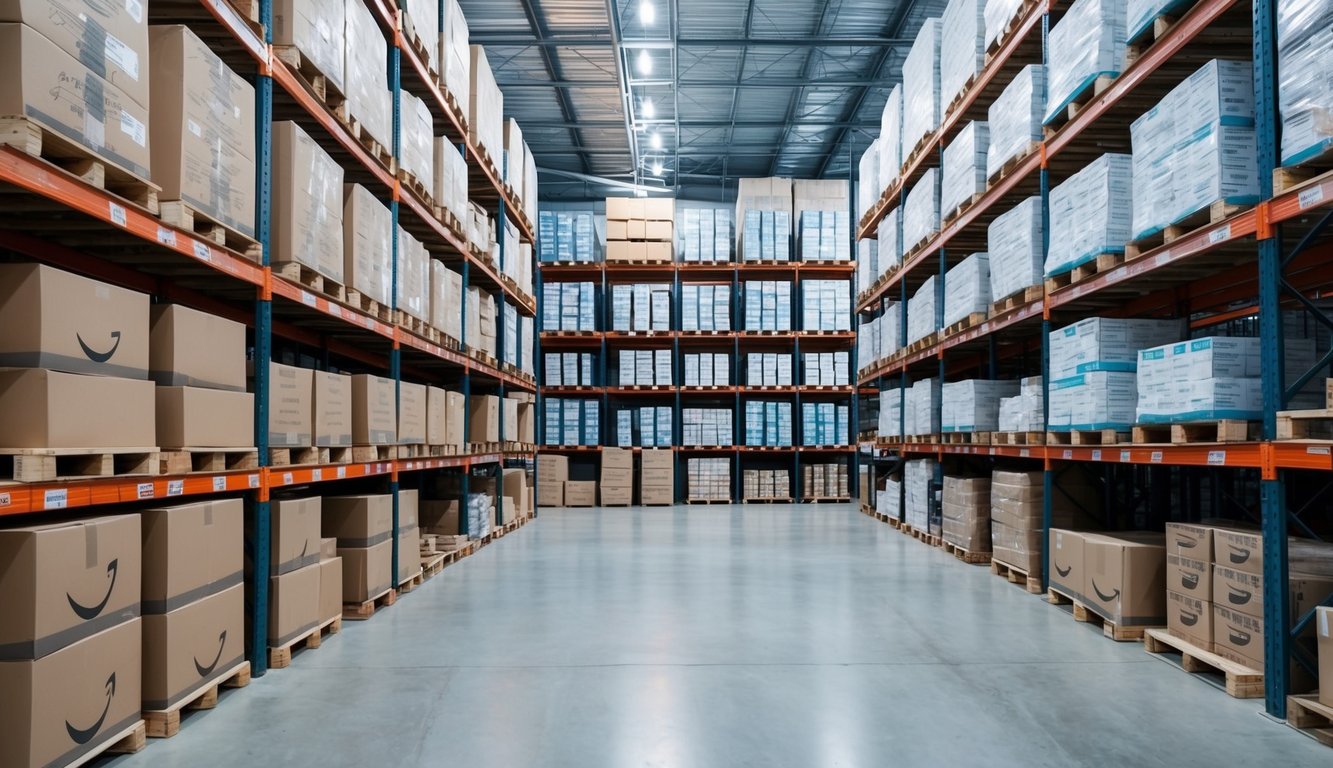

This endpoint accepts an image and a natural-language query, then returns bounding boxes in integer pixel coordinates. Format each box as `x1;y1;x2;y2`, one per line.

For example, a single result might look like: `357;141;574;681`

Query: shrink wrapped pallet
942;380;1020;432
907;276;938;346
901;19;942;161
879;388;903;438
1135;337;1262;422
881;302;902;361
942;253;991;328
986;196;1044;302
400;90;434;195
1044;0;1128;124
877;207;901;275
904;458;936;532
858;139;882;222
342;183;392;306
858;315;879;372
274;0;345;93
908;378;942;436
395;228;429;322
987;64;1045;179
433;138;469;226
942;475;991;550
1045;154;1133;277
857;238;879;295
880;85;904;189
902;168;941;253
878;477;902;520
469;45;505;162
984;0;1026;48
941;122;990;220
402;0;439;73
940;0;987;108
997;376;1045;432
1048;371;1138;430
440;0;470;110
345;0;392;150
1277;0;1333;165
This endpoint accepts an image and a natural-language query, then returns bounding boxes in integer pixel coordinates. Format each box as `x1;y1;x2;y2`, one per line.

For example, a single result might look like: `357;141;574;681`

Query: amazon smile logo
1180;572;1199;590
66;673;115;745
1227;586;1252;605
1091;579;1120;603
67;559;117;621
194;631;227;678
1179;610;1199;627
1227;544;1251;565
77;331;121;363
1055;562;1071;578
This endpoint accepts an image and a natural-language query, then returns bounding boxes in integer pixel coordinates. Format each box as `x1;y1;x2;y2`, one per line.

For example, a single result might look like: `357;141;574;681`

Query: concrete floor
119;504;1326;767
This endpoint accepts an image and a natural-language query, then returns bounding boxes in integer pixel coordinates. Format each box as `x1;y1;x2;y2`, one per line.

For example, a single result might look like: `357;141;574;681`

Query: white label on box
312;469;322;482
43;489;67;509
1207;450;1225;465
109;202;126;227
137;482;154;499
212;476;226;492
192;240;211;262
156;226;176;247
1299;185;1325;210
167;479;184;496
187;119;203;139
0;491;9;507
85;113;105;149
247;474;260;488
120;110;146;147
337;466;347;478
104;34;140;80
282;472;293;485
1091;449;1102;461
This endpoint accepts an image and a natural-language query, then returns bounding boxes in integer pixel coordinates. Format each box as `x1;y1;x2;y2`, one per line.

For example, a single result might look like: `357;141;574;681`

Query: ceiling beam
521;119;874;129
472;34;909;48
498;77;885;88
768;0;839;177
515;0;592;175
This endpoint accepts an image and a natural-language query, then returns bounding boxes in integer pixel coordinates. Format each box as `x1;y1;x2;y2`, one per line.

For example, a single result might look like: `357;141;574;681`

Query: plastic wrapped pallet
1278;1;1333;165
908;378;942;436
1045;154;1133;277
403;0;439;74
344;0;392;150
1048;317;1183;379
681;284;731;331
877;207;901;275
682;408;734;446
1044;0;1127;124
942;379;1020;432
541;281;596;331
879;478;902;520
504;119;527;203
684;353;730;386
746;353;794;387
1048;371;1138;429
801;352;850;386
680;208;734;262
987;64;1045;179
941;0;987;109
901;18;942;163
430;261;463;341
881;303;902;360
1130;59;1258;240
990;470;1046;573
1135;337;1262;422
902;168;941;253
858;316;879;372
801;402;849;446
687;458;731;500
433;138;469;227
798;211;851;262
801;280;851;331
274;0;345;94
469;45;505;162
272;121;344;282
857;238;879;295
523;144;540;226
611;284;672;331
998;376;1045;432
907;276;938;345
439;0;470;108
984;0;1025;48
942;122;990;220
987;196;1044;303
942;475;991;551
880;85;904;190
858;139;882;222
743;280;793;331
538;211;599;262
904;459;936;532
879;388;903;438
736;177;793;259
342;183;391;306
943;253;991;328
745;401;794;446
395;228;427;321
400;90;435;196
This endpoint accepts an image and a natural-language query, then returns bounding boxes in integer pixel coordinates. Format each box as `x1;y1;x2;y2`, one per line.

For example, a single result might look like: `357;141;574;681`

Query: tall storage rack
536;257;859;503
0;0;537;677
855;0;1333;718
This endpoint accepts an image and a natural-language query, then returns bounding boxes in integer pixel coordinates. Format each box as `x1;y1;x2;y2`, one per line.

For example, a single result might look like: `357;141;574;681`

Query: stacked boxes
611;283;672;331
607;197;674;262
985;0;1025;47
687;458;731;500
431;262;464;342
1048;318;1181;430
987;64;1045;179
682;408;734;446
468;45;504;162
942;380;1020;432
617;350;673;386
681;284;732;331
880;86;904;189
998;376;1045;432
907;378;942;436
544;352;596;386
432;129;469;230
798;212;851;262
684;353;731;386
746;353;794;386
907;275;938;345
640;449;675;504
1277;2;1333;165
990;472;1043;574
1049;530;1166;627
1136;337;1262;423
679;208;734;262
879;389;903;438
1164;522;1218;652
352;373;397;445
616;406;673;447
744;281;794;330
0;515;143;768
901;18;942;159
904;459;936;533
941;122;989;219
467;393;500;445
343;184;393;308
601;448;633;506
804;463;849;499
879;477;903;520
264;361;313;448
858;139;882;223
736;178;793;260
152;304;254;449
743;469;791;500
542;282;597;331
268;497;325;651
538;211;599;262
440;0;470;121
857;238;879;297
878;207;902;274
1045;154;1133;277
943;253;991;327
801;352;850;386
1044;0;1127;124
273;0;344;95
744;401;794;446
801;402;850;446
542;398;599;446
942;476;991;552
272;121;344;283
345;0;392;149
536;453;568;506
323;495;394;604
398;382;427;446
427;387;465;449
987;196;1044;302
396;228;430;324
940;0;987;107
801;280;851;331
903;168;941;253
500;468;530;522
399;91;435;194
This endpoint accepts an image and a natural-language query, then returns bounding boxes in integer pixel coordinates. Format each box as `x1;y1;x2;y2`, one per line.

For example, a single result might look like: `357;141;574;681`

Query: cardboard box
313;371;353;447
536;453;568;506
421;500;461;535
445;390;466;446
399;381;427;444
501;397;518;442
1212;564;1263;618
266;362;314;447
343;184;392;307
470;394;499;443
271;120;344;282
352;374;396;445
149;25;257;237
1164;522;1216;560
426;386;448;445
270;497;323;576
320;537;338;561
268;562;319;646
272;0;345;94
607;220;628;240
155;387;255;449
501;468;529;522
141;583;244;710
339;541;393;603
1213;604;1264;670
1048;529;1085;601
0;514;140;660
0;263;149;379
606;197;637;220
1213;528;1263;575
646;221;674;241
640;449;674;505
0;23;151;180
1082;532;1166;625
564;480;596;507
397;527;420;583
627;220;646;239
0;368;155;449
0;618;141;768
517;401;535;443
1166;591;1213;651
644;197;675;221
149;305;246;391
1;0;149;109
322;494;393;547
602;485;632;506
318;557;342;624
1166;554;1211;602
141;499;243;614
1319;606;1333;707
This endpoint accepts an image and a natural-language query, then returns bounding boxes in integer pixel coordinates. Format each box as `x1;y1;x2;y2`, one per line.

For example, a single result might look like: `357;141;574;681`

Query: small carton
0;369;155;449
155;387;255;449
266;362;314;447
536;454;568;506
1212;528;1263;575
141;583;244;710
141;499;244;614
1166;591;1213;651
502;397;518;442
1213;604;1264;670
426;386;449;445
312;370;353;447
469;394;499;443
399;381;427;445
268;562;319;646
351;374;396;445
564;480;596;507
271;120;344;282
269;497;323;577
1212;564;1263;619
1164;522;1215;561
321;494;394;546
1166;553;1212;602
339;541;393;603
149;305;247;391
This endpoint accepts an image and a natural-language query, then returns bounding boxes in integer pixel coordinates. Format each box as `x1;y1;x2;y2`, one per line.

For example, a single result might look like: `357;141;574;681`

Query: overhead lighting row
636;1;665;177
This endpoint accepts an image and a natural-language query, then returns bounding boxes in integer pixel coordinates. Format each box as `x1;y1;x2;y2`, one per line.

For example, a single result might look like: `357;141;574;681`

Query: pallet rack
0;0;538;677
535;258;859;502
854;0;1333;719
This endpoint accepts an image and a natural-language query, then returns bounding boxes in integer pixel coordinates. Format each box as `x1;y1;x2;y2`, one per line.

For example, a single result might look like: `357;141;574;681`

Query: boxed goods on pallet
402;0;439;71
801;352;850;386
500;469;531;519
538;212;598;262
857;239;879;296
0;367;156;450
273;0;344;93
902;18;942;160
323;494;393;603
272;121;344;283
641;449;674;504
743;469;791;500
798;212;851;262
880;302;902;361
1277;2;1333;165
426;387;462;447
908;378;942;436
156;386;254;449
1048;371;1137;430
617;349;672;386
440;0;470;108
744;281;793;331
468;393;499;444
902;168;941;252
430;262;464;341
270;497;322;577
150;25;256;237
469;46;504;162
857;317;879;373
984;0;1024;47
879;388;903;438
400;91;435;195
345;0;392;150
878;207;901;274
987;64;1045;179
1045;154;1133;277
942;122;989;220
684;353;730;386
682;408;734;446
744;401;793;446
611;283;672;331
880;86;904;190
942;475;991;551
907;275;938;345
150;305;244;391
607;197;675;240
1135;337;1263;423
504;119;527;202
736;177;793;259
997;376;1045;432
987;196;1044;302
802;403;850;445
681;284;732;331
343;184;393;307
989;471;1043;573
544;352;595;386
536;453;568;506
679;207;734;261
542;398;599;445
879;476;903;519
858;139;882;222
943;253;991;328
802;280;851;331
265;362;314;447
804;463;849;498
397;382;426;445
746;353;793;387
396;227;429;322
942;379;1020;433
318;544;341;625
1044;0;1127;124
904;459;936;532
687;458;731;500
1049;317;1184;379
940;0;987;108
1050;530;1166;626
351;373;396;445
616;406;672;447
541;282;597;331
1130;59;1258;241
600;447;632;506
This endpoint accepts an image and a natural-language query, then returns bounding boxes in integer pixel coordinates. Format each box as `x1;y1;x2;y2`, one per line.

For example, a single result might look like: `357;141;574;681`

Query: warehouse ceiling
461;0;946;202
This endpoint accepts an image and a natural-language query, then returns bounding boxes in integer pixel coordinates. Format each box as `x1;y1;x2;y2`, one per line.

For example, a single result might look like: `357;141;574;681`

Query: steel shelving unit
853;0;1333;719
0;0;538;678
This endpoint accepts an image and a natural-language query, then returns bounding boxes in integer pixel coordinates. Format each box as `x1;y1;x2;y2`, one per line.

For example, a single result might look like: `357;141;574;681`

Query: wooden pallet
158;448;259;475
0;447;159;483
1043;75;1116;136
943;311;988;338
343;587;396;620
1046;587;1151;642
66;719;146;768
987;140;1040;185
992;431;1045;446
1125;10;1183;59
940;432;991;445
268;616;342;669
396;443;430;459
158;200;262;262
269;446;332;467
1277;409;1333;440
352;444;396;462
397;567;425;594
991;284;1044;315
685;497;732;504
1045;251;1126;293
0;115;160;214
1143;628;1264;698
1287;694;1333;747
143;661;250;738
742;497;795;504
273;45;346;109
1125;198;1249;258
991;559;1044;594
273;260;345;302
1045;429;1126;446
803;496;852;503
1274;164;1333;196
339;111;396;174
345;288;393;322
942;540;991;564
1130;420;1257;445
941;192;985;229
420;552;448;579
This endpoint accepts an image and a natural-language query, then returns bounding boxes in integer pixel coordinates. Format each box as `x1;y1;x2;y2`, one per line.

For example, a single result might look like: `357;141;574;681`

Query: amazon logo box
1166;553;1212;601
141;584;242;710
1166;591;1213;652
0;263;149;379
141;500;244;615
268;497;323;577
1212;528;1264;575
0;617;141;768
1164;522;1217;560
1048;529;1086;602
0;515;141;662
1213;604;1264;670
1082;532;1166;626
0;369;155;449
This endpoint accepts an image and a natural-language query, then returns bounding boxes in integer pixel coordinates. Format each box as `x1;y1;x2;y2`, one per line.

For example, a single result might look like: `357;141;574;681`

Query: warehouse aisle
122;505;1323;767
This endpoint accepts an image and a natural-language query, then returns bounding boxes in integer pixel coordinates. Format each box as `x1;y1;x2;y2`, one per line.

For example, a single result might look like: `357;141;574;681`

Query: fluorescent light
652;161;664;177
650;132;663;150
637;49;652;75
640;0;656;25
642;98;655;119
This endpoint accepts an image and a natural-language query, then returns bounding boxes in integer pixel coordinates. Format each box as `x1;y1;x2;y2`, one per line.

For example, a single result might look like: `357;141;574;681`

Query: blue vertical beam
388;33;403;590
461;260;471;536
496;197;507;529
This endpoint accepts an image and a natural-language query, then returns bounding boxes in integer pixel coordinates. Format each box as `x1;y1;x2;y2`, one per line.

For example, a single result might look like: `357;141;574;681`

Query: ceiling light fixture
650;132;663;150
640;0;656;25
637;49;652;75
642;98;656;119
652;161;664;177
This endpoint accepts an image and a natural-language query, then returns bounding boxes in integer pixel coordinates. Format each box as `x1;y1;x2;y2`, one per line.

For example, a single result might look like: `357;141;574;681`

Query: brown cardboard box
601;447;633;491
397;527;420;583
645;221;674;242
320;537;338;561
399;381;427;445
644;197;675;221
537;453;568;506
607;220;628;240
0;369;155;449
342;184;392;307
0;263;149;379
517;401;535;443
470;394;499;443
149;305;246;391
421;499;461;535
605;241;635;262
627;220;647;240
1166;553;1212;602
445;390;466;446
272;0;345;94
0;23;151;180
602;485;632;506
606;197;638;220
501;397;519;442
640;448;674;505
564;480;596;507
1318;606;1333;707
313;371;353;447
339;541;393;602
352;374;396;445
266;362;314;447
1164;522;1216;560
141;499;243;614
1166;591;1212;651
502;469;529;522
1212;564;1263;618
271;120;344;282
149;25;257;237
318;557;342;624
270;497;323;577
1082;532;1165;625
141;584;244;710
645;241;674;262
155;387;255;449
1048;529;1085;602
1213;528;1263;575
322;494;393;546
0;514;140;660
0;617;141;768
400;489;419;531
268;562;319;646
426;386;448;445
0;0;149;109
1213;604;1264;670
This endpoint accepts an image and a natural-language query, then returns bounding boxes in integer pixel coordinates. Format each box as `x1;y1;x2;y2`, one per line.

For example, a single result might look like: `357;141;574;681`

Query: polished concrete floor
120;504;1325;767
